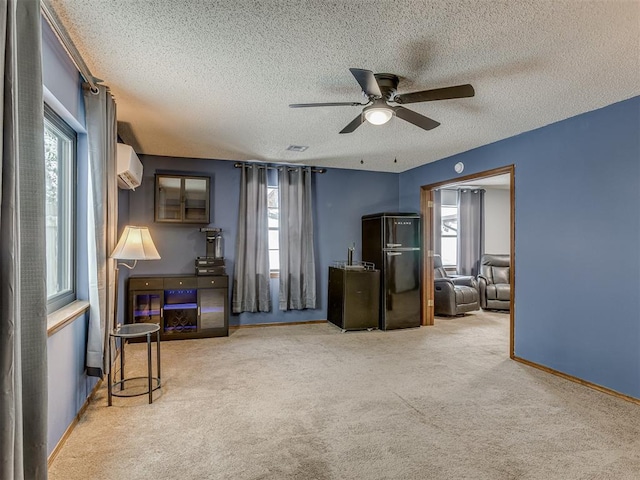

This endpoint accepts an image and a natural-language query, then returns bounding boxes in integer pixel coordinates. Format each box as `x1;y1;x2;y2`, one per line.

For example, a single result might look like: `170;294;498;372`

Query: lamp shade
111;226;161;260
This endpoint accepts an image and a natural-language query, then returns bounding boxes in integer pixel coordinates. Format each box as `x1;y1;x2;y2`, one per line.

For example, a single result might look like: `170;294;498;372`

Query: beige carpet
49;311;640;480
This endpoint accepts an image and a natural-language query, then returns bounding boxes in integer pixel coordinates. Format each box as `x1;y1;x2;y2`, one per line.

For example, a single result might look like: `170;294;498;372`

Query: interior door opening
420;165;515;357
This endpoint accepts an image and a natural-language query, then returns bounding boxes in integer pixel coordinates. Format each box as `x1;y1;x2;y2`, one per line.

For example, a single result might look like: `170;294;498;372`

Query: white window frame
267;184;279;274
44;104;76;313
440;192;458;268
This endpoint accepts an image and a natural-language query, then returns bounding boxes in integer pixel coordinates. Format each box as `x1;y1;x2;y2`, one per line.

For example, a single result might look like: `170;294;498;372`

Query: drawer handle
145;282;149;286
179;281;183;285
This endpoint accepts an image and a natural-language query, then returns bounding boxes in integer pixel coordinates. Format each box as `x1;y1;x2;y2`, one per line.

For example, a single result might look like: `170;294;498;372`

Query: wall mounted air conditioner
116;143;143;190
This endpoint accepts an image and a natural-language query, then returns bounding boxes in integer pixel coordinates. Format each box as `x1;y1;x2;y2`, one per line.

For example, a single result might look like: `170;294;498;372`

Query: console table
127;275;229;340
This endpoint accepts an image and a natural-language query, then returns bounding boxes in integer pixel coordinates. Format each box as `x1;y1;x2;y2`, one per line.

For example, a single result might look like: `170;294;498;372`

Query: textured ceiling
49;0;640;173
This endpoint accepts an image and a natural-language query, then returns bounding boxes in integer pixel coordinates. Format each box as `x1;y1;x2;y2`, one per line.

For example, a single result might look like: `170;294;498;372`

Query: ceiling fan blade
289;102;364;108
393;106;440;131
394;84;475;104
349;68;382;98
339;114;364;134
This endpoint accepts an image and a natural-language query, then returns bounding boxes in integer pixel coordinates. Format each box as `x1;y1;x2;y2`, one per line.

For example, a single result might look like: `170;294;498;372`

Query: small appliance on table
196;227;226;275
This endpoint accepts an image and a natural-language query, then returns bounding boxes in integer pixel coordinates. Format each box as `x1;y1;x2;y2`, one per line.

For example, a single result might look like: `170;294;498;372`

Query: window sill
47;300;90;337
270;272;279;278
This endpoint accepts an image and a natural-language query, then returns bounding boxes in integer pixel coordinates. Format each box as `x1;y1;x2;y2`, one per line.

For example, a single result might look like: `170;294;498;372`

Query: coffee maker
195;228;225;275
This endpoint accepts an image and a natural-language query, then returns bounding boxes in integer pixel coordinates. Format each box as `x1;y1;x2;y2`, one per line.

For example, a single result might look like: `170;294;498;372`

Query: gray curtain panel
433;189;442;256
84;85;118;378
233;165;271;313
457;189;485;276
0;0;48;478
278;166;316;310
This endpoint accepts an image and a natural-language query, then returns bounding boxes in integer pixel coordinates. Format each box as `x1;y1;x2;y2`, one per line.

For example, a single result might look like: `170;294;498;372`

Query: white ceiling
49;0;640;173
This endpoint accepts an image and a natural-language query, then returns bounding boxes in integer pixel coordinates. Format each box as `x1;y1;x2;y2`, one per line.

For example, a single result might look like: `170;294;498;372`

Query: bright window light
44;105;76;313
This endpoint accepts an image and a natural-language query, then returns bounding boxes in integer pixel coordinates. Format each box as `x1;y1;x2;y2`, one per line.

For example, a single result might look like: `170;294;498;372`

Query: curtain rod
233;163;326;174
41;0;100;94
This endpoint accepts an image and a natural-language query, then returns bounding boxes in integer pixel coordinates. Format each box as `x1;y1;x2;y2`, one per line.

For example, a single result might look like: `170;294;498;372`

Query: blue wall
42;17;97;457
42;19;84;131
399;96;640;399
127;156;399;326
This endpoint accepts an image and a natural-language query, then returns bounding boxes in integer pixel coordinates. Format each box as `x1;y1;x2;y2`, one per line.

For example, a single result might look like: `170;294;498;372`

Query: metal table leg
120;335;125;390
107;333;113;406
156;329;161;389
147;332;153;404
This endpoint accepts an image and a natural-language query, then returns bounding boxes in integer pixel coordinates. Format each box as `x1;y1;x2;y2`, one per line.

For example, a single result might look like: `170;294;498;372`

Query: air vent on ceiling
286;145;309;152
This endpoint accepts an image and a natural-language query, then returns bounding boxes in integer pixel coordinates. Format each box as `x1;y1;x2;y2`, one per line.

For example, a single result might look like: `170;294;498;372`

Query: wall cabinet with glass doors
128;275;228;340
155;174;210;223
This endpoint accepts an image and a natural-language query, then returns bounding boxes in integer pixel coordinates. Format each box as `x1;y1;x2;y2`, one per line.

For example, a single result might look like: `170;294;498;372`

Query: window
44;105;76;312
440;190;458;267
267;184;279;272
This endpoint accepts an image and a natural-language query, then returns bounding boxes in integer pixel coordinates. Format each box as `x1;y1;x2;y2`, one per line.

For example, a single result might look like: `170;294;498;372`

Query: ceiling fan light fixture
364;106;393;125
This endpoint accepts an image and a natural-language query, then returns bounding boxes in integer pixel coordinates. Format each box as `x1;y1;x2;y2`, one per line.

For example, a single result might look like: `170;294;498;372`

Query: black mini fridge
327;266;380;331
362;213;421;330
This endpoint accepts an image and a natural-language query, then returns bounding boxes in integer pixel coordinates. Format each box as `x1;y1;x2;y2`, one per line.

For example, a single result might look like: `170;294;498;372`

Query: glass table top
113;323;160;338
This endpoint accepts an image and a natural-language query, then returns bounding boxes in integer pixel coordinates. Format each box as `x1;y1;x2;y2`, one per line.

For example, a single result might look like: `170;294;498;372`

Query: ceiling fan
289;68;475;134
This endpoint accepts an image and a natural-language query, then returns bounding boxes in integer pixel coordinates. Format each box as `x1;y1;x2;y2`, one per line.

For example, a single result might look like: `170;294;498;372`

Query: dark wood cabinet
327;267;380;331
197;276;228;335
128;275;228;340
155;174;210;224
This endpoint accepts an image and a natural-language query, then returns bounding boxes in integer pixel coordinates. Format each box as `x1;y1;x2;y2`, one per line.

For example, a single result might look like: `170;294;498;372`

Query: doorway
420;165;515;357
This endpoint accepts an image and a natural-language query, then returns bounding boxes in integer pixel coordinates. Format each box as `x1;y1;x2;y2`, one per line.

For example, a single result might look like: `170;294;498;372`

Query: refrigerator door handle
386;251;403;256
386;243;402;248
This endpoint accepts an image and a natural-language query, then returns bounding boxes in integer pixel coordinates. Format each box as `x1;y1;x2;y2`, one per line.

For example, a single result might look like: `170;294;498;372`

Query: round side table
108;323;161;405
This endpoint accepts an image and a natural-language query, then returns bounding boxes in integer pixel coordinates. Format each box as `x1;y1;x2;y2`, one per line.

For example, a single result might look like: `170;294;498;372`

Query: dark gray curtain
0;0;48;477
278;166;316;310
233;164;271;312
457;189;485;276
84;85;118;378
433;189;442;256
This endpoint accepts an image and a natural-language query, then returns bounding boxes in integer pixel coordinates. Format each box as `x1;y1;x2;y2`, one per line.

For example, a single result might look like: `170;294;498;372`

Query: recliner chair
478;254;511;311
433;255;479;316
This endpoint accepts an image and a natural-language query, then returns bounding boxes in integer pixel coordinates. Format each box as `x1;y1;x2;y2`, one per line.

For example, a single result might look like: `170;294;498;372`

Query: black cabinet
155;174;210;224
128;275;228;340
129;277;164;326
327;267;380;331
196;276;228;337
162;277;198;338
